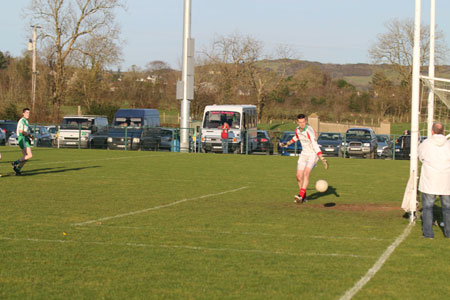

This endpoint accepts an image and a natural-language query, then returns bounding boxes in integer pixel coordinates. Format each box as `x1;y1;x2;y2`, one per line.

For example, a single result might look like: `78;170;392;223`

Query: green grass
0;147;449;299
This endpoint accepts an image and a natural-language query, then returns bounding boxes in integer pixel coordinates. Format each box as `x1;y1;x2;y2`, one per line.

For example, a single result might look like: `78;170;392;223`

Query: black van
107;109;160;150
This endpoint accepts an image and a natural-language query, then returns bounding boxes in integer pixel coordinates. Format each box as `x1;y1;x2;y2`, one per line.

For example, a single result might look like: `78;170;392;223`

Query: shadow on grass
307;185;340;205
308;185;339;200
19;165;100;176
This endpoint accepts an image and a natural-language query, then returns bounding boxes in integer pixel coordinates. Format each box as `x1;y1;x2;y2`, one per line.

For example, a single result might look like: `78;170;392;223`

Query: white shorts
297;153;318;170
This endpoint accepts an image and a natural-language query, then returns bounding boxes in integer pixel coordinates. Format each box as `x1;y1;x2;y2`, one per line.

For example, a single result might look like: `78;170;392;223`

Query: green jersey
17;117;31;137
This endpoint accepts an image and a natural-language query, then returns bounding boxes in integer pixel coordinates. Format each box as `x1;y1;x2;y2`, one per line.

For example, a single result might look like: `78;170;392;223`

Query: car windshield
257;131;267;138
113;117;142;128
47;127;57;134
346;130;371;139
203;111;240;129
376;135;388;142
319;133;341;141
33;127;48;135
61;118;93;130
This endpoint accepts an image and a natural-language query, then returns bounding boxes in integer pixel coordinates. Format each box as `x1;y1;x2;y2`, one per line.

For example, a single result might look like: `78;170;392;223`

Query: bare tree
26;0;125;120
199;33;295;119
369;18;448;86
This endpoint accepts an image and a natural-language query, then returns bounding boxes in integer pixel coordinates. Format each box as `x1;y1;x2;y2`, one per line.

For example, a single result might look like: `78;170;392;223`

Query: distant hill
257;59;450;91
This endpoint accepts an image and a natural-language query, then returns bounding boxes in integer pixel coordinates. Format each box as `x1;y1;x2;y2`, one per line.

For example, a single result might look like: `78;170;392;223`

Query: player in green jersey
11;108;34;175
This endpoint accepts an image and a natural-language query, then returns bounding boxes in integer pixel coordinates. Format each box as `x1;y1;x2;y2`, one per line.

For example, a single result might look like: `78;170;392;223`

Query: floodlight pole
427;0;436;137
31;25;40;113
179;0;195;153
410;0;422;222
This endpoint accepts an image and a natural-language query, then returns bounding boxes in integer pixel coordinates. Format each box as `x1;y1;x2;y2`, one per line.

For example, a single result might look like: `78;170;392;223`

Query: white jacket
418;134;450;195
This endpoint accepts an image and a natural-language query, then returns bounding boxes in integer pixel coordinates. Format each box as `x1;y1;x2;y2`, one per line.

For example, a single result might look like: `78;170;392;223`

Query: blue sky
1;0;449;70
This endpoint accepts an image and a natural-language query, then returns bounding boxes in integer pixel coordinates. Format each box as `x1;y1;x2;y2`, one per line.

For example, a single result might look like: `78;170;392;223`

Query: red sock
299;188;306;198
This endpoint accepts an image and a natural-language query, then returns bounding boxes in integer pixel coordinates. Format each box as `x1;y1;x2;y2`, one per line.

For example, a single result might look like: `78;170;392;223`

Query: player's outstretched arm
319;154;328;169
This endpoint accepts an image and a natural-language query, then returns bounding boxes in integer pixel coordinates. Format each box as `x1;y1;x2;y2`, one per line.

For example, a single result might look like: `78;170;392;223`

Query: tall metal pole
409;0;422;221
427;0;436;137
31;25;39;113
179;0;194;152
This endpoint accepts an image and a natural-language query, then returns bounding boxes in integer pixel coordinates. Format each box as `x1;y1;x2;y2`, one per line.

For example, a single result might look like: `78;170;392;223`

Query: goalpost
402;0;446;221
403;0;450;222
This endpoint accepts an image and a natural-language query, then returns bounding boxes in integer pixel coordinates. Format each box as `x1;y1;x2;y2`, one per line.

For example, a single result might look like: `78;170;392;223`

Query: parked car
0;128;6;145
277;131;302;155
340;128;378;159
8;126;52;147
376;134;394;159
159;128;180;151
253;130;273;155
0;120;18;144
45;125;58;145
317;132;343;157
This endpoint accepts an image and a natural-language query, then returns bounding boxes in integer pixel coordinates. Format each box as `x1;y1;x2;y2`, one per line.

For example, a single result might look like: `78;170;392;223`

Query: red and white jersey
289;125;322;156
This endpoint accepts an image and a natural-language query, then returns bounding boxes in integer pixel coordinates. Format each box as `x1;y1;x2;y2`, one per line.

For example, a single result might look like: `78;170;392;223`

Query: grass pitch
1;147;449;299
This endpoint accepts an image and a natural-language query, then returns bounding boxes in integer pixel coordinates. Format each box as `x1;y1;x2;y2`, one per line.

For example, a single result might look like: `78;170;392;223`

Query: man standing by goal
280;114;328;203
418;122;450;238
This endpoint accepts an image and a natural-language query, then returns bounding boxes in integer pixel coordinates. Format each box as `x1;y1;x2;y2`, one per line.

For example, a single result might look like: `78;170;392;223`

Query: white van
58;115;109;148
200;105;257;153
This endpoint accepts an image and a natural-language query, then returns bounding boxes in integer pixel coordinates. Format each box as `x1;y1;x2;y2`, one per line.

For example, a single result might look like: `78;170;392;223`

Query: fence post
78;123;81;149
393;135;397;160
343;134;347;158
246;130;249;155
124;126;128;151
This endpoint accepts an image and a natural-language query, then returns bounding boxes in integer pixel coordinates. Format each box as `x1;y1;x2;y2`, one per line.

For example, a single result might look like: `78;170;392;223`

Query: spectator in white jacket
418;122;450;238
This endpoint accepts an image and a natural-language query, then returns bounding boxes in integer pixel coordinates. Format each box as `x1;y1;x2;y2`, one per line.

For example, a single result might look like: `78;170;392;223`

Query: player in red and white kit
280;114;328;203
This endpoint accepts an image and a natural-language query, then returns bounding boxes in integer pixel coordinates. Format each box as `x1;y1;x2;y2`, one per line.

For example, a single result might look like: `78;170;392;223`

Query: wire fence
0;122;416;160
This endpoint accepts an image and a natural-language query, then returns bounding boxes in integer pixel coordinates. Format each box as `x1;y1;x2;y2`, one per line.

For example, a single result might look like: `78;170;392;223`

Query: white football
315;179;328;193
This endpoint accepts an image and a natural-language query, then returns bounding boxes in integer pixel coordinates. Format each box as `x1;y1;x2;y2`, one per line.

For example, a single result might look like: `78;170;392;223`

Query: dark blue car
317;132;343;157
277;131;302;156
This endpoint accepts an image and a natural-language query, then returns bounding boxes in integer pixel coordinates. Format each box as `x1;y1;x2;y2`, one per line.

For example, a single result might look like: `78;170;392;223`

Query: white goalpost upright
402;0;423;222
403;0;450;222
427;0;436;138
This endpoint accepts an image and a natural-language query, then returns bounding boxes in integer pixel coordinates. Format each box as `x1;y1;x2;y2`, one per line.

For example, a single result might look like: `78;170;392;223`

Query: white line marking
72;186;249;226
339;222;414;300
99;227;387;241
0;236;372;259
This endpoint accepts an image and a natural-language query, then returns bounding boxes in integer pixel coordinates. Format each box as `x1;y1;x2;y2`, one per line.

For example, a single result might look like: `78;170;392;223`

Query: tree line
0;1;447;125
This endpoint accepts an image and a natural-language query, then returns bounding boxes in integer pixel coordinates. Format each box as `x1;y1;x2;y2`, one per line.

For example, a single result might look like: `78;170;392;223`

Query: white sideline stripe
0;236;372;259
103;227;387;241
72;187;249;226
339;222;414;300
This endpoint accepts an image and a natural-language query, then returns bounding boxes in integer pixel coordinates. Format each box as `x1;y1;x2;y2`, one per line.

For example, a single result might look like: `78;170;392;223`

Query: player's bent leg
24;148;32;160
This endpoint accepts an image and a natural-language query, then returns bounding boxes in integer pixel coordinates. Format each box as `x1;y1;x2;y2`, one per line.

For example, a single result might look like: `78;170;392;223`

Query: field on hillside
1;147;449;299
